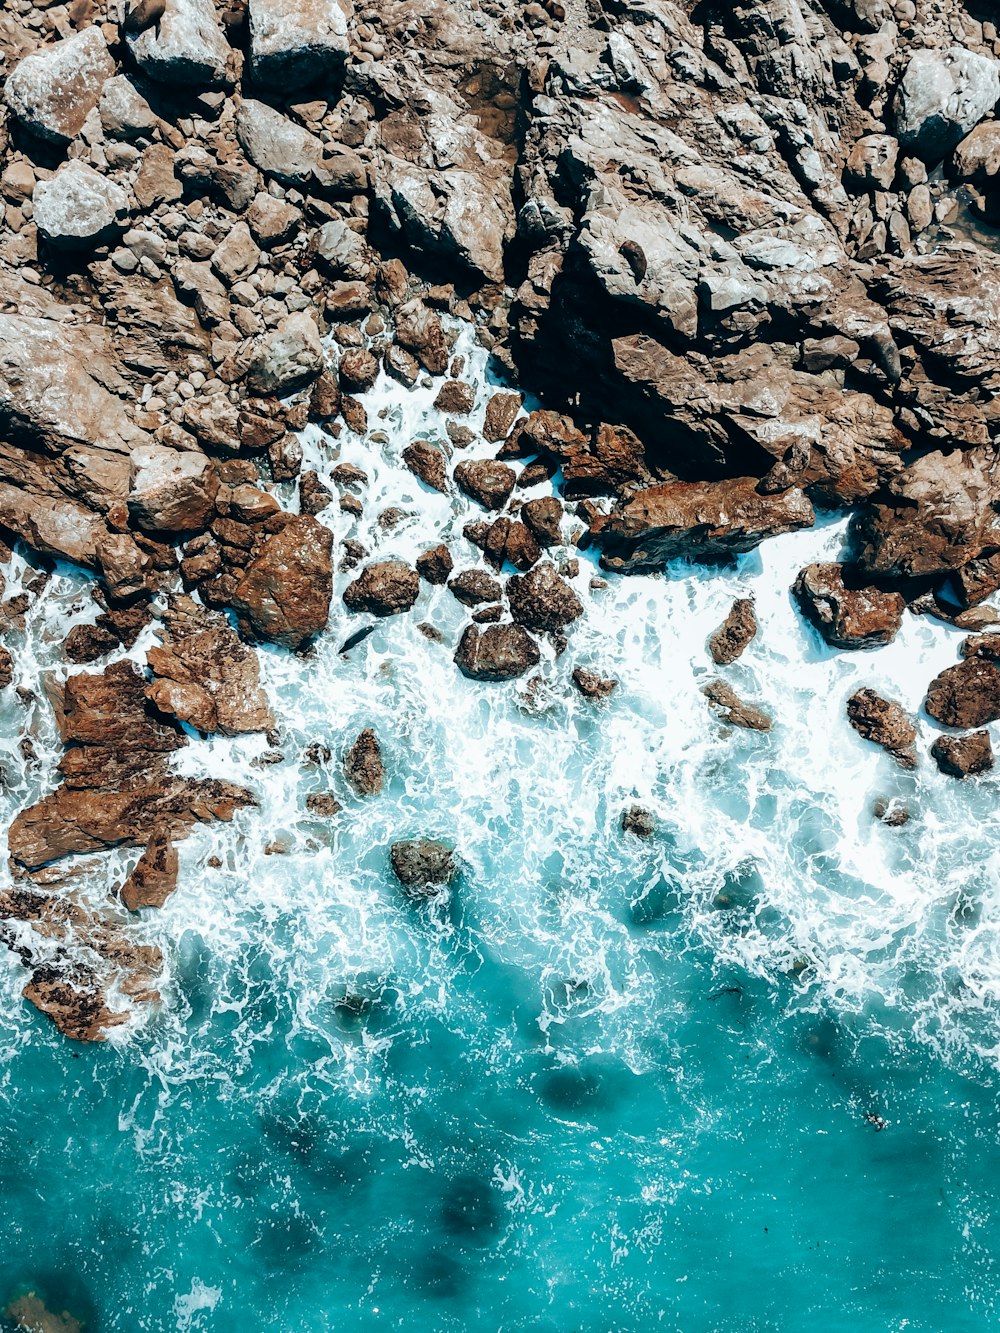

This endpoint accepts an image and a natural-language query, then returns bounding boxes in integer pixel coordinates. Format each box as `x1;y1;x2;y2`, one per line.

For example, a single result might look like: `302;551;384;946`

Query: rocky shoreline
2;0;1000;1039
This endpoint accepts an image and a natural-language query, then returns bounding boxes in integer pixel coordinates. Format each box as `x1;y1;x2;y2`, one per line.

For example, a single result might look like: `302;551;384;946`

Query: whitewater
0;324;998;1331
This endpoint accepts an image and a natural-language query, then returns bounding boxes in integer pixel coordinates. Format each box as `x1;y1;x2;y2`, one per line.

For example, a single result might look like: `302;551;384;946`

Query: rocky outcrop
925;658;1000;728
846;689;918;768
709;598;757;666
793;564;906;649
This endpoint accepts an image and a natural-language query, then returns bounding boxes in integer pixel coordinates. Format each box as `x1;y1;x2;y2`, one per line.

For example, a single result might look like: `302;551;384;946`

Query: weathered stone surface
128;445;217;533
126;0;232;89
393;300;449;375
416;544;453;584
246;312;325;395
703;680;772;732
508;563;582;634
4;27;115;146
449;569;502;607
925;658;1000;729
931;730;994;779
248;0;349;88
521;497;563;548
793;564;906;650
121;829;179;911
34;163;130;251
343;561;420;616
845;134;899;192
709;598;757;665
893;47;1000;161
390;839;456;897
483;392;522;443
99;74;158;141
846;688;918;768
236;99;365;193
345;728;384;796
572;666;617;700
454;623;540;681
403;440;449;493
482;518;541;572
230;514;333;648
454;459;516;510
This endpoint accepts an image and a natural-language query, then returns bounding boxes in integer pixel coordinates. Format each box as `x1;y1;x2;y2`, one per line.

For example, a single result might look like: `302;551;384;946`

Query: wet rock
236;99;364;193
454;460;516;511
230;513;333;648
621;805;655;839
306;792;341;816
34;162;130;251
482;518;541;572
521;497;563;549
925;658;1000;729
416;545;453;585
344;728;384;796
4;26;115;146
702;680;772;732
962;632;1000;661
893;47;1000;161
500;413;648;499
508;563;583;634
245;312;325;395
874;798;910;827
339;348;379;392
0;645;12;689
454;623;540;681
709;598;757;665
343;561;419;616
449;569;502;607
955;552;1000;609
931;731;994;779
846;688;917;768
390;838;456;897
845;134;899;192
128;445;218;533
572;666;617;700
393;300;449;375
403;441;449;493
120;828;179;911
594;480;814;573
248;0;349;89
793;564;905;650
300;470;333;516
145;595;275;735
126;0;232;90
434;380;475;415
483;392;522;443
4;1290;83;1333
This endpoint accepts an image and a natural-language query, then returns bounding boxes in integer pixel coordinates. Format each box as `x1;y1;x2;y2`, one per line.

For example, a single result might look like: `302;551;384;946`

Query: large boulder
126;0;232;89
230;513;333;648
893;47;1000;162
925;658;1000;728
4;27;115;145
508;564;583;635
343;561;420;616
248;0;349;88
454;623;540;681
793;564;906;649
235;99;365;194
245;312;325;395
128;445;218;533
33;162;130;251
846;688;917;768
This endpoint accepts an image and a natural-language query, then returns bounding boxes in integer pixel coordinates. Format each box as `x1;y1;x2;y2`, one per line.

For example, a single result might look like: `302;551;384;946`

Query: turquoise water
3;330;1000;1330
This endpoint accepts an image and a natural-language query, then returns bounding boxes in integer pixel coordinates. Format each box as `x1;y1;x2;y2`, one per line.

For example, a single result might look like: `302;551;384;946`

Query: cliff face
1;0;1000;1036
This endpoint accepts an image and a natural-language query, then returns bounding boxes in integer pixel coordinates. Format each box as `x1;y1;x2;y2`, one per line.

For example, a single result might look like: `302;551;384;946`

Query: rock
482;518;541;572
300;470;333;516
594;480;814;573
846;688;917;767
4;27;115;146
246;193;301;249
134;143;184;210
345;728;384;796
128;445;217;533
702;680;772;732
99;74;158;140
33;162;130;251
521;497;563;548
246;312;325;395
312;220;371;280
483;392;522;442
955;552;1000;608
248;0;349;89
236;99;365;193
454;623;540;681
212;221;260;284
874;798;910;827
5;1291;83;1333
403;440;449;493
65;624;119;663
962;632;1000;661
893;47;1000;161
0;644;12;689
454;459;516;510
709;598;757;665
931;731;994;779
338;348;379;391
126;0;232;90
621;805;655;839
572;666;617;699
343;561;420;616
925;658;1000;729
416;544;453;584
96;531;149;603
500;413;649;499
449;569;502;607
434;380;475;415
793;564;906;649
230;513;333;648
120;828;179;911
953;121;1000;182
508;563;583;634
845;134;899;192
393;300;449;375
390;838;456;897
145;595;275;735
306;792;341;816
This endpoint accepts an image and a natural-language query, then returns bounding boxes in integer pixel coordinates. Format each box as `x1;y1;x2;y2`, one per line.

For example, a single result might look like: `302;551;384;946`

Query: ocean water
1;327;999;1331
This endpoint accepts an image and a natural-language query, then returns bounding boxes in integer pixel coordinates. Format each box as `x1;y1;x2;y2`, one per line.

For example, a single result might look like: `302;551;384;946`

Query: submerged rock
345;728;385;796
708;598;757;665
793;564;905;650
702;680;772;732
4;1290;83;1333
846;688;918;768
621;806;656;839
390;839;456;897
925;658;1000;729
931;731;994;779
454;624;540;681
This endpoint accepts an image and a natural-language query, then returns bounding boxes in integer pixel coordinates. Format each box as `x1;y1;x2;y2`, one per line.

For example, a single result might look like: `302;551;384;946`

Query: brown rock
416;545;453;584
793;564;905;649
483;391;522;442
343;561;419;616
621;805;655;839
229;513;333;648
925;658;1000;729
339;348;379;391
449;569;502;607
454;459;516;510
954;551;1000;608
846;688;918;767
394;300;449;375
508;563;583;634
0;644;13;689
521;496;563;548
702;680;772;732
931;731;994;778
434;380;475;415
482;518;541;572
300;470;333;516
572;666;617;699
65;623;119;663
128;446;218;534
120;827;179;911
390;838;456;897
306;792;341;816
709;598;757;665
454;623;540;681
134;142;183;210
344;728;384;796
403;441;449;493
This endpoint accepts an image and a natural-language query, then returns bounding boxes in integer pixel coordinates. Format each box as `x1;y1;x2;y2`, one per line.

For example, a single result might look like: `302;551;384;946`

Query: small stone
709;597;757;665
344;727;384;795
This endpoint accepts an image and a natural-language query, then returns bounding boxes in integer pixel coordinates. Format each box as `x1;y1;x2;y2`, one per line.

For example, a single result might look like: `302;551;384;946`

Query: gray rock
454;623;540;681
248;0;349;89
893;47;1000;161
126;0;232;89
246;312;325;395
99;74;158;141
236;100;365;195
34;161;130;250
390;838;456;897
312;219;371;280
4;27;115;145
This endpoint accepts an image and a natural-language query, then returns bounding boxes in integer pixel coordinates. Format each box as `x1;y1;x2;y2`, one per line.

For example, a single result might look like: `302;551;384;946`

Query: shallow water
1;327;999;1331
